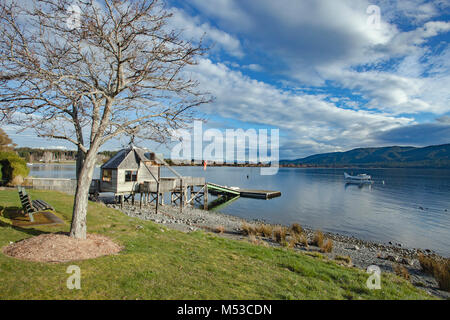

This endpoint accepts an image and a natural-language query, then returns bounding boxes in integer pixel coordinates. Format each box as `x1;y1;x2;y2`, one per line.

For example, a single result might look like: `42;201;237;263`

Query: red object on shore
203;160;207;171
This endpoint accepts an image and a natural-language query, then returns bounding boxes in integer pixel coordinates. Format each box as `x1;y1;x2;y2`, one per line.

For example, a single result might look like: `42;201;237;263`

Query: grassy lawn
0;189;434;300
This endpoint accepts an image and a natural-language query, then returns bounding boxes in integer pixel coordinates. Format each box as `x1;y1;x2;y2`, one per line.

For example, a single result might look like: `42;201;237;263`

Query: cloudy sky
5;0;450;159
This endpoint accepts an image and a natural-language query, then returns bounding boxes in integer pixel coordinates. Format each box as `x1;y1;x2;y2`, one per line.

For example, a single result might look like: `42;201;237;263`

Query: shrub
418;254;435;274
0;151;29;184
289;223;303;235
255;224;273;238
418;254;450;292
298;234;309;248
312;230;324;247
393;265;410;281
215;226;225;234
272;226;287;244
435;262;450;292
288;237;297;249
320;239;333;253
248;235;268;247
241;223;256;236
248;235;258;245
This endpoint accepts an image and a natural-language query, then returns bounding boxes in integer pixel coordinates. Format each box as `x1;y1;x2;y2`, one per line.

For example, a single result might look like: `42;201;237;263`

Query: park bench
17;186;54;222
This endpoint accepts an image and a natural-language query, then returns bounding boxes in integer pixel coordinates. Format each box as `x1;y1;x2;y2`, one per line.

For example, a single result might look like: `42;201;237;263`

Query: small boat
344;172;372;182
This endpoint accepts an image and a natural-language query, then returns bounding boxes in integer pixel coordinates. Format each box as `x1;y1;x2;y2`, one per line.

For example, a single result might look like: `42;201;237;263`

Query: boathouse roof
101;147;160;170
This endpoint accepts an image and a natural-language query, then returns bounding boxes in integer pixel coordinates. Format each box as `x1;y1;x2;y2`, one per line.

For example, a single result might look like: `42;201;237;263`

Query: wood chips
3;233;122;263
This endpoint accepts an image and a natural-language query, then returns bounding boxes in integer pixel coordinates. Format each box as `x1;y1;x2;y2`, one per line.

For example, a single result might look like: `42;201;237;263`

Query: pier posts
155;167;160;215
179;178;183;213
204;183;208;210
190;186;194;206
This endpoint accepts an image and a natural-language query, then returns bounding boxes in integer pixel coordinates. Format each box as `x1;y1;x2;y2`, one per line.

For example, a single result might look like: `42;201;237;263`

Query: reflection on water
28;163;101;179
28;164;450;256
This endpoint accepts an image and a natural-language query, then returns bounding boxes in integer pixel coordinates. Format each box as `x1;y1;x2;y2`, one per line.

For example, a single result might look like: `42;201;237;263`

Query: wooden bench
17;187;54;222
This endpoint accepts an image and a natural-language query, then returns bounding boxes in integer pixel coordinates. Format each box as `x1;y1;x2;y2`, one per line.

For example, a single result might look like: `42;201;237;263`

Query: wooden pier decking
207;183;281;200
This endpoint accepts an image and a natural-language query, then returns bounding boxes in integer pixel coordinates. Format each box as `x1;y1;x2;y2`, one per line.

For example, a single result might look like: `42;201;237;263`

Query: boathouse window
125;170;138;182
102;169;112;182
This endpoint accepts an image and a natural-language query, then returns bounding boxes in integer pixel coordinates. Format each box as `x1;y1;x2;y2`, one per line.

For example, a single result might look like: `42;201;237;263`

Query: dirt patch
3;233;122;263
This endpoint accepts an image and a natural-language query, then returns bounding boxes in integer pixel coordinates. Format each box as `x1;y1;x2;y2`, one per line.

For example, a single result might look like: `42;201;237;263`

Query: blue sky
4;0;450;159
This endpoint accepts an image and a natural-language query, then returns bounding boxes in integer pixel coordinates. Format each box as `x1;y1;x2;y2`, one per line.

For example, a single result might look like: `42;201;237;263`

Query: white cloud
380;0;446;24
242;64;263;72
383;21;450;56
169;7;243;57
183;0;450;118
188;58;413;157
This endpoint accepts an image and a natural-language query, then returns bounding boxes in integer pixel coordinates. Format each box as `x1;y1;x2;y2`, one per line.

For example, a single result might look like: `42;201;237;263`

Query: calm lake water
28;164;450;256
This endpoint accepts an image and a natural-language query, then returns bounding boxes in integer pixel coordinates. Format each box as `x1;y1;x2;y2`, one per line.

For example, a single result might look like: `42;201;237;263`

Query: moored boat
344;172;372;182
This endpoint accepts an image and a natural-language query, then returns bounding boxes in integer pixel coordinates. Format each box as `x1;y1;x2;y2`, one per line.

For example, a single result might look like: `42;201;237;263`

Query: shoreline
26;162;450;169
107;200;449;299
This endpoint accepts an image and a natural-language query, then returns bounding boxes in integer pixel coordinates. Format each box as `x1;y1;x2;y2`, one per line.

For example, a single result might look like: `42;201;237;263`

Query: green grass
0;189;435;300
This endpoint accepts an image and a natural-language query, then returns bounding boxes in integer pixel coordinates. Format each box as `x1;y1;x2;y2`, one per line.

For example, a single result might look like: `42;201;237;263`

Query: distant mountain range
280;144;450;168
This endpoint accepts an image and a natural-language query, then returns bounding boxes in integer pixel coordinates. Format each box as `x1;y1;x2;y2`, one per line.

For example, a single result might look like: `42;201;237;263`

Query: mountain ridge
280;143;450;168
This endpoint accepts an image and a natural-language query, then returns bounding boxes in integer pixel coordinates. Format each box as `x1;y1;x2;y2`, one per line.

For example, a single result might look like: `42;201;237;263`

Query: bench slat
17;188;54;222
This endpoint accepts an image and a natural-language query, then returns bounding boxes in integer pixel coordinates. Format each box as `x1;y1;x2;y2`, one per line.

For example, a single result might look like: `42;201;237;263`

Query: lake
28;164;450;256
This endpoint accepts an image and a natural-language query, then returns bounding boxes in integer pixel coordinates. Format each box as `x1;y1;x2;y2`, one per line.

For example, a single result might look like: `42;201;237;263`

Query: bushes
215;226;225;234
312;230;324;247
298;234;309;247
272;226;287;244
393;265;410;281
419;254;450;292
241;223;256;236
320;239;333;253
241;223;333;253
289;223;303;235
241;223;274;238
0;151;29;185
255;224;273;238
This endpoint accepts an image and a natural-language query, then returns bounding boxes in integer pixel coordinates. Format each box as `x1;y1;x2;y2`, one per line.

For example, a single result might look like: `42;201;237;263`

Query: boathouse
99;146;162;194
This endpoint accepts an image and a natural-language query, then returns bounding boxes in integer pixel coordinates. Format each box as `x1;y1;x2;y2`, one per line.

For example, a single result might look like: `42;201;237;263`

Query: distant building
42;151;54;163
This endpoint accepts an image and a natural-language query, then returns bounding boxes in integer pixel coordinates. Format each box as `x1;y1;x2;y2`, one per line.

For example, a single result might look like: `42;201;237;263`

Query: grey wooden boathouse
89;146;208;212
99;146;161;195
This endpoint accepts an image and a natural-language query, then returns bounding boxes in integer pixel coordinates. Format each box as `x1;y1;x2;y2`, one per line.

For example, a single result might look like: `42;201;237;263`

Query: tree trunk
75;147;85;180
70;148;98;239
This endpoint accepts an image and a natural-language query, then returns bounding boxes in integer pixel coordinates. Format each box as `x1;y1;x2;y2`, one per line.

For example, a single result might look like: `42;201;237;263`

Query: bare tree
0;0;212;239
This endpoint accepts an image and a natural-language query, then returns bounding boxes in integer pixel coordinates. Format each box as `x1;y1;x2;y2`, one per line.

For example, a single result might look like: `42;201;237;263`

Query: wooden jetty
207;182;281;200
